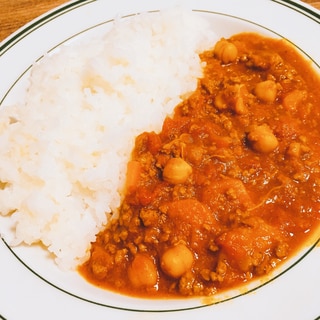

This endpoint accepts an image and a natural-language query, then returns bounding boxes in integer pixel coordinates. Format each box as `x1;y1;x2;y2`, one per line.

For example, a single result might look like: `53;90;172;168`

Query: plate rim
0;0;320;319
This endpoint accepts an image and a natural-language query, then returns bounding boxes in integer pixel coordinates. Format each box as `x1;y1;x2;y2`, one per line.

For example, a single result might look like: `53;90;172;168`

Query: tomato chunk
166;199;218;228
216;217;282;272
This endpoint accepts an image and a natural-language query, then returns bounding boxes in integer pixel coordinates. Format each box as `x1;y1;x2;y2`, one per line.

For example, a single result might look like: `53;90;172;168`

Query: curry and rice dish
80;33;320;297
1;9;319;300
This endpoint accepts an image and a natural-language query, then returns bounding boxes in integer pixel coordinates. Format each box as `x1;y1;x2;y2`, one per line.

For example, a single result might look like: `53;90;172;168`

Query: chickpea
127;253;158;288
161;244;194;278
163;157;192;184
247;124;279;153
214;39;238;64
254;80;278;103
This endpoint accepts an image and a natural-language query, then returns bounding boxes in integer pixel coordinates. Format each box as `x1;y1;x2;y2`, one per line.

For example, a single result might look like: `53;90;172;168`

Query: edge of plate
274;0;320;22
0;0;320;317
0;0;95;57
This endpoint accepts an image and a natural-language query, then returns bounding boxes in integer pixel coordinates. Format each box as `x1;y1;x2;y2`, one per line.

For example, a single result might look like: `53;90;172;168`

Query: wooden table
0;0;319;42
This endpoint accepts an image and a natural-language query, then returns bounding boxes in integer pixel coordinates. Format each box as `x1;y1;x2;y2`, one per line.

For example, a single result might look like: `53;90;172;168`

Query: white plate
0;1;320;319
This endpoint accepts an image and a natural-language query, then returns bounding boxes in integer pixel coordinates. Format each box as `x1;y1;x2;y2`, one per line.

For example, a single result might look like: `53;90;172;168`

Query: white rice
0;8;216;269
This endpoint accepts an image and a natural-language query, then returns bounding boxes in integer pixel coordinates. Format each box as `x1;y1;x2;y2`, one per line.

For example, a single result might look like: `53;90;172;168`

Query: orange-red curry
80;33;320;297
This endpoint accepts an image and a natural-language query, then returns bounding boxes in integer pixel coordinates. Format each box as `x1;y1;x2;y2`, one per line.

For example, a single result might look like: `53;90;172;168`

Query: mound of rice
0;8;216;269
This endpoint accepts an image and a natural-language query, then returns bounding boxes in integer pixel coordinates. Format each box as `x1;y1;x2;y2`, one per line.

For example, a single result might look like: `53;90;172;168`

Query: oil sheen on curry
80;33;320;298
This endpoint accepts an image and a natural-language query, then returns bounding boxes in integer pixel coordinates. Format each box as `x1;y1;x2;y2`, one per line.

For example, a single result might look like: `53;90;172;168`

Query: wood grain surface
0;0;319;42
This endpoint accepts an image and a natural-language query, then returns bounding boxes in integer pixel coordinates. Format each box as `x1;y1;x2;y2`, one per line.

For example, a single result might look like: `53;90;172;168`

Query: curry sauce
80;33;320;298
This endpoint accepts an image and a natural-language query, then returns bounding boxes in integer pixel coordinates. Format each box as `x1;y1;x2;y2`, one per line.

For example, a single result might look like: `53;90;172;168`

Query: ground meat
80;32;320;298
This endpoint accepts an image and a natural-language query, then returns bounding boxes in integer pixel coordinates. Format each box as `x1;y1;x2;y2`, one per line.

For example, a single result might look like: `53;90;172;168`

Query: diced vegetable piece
216;217;281;271
126;160;141;193
147;131;162;155
166;198;218;227
282;89;306;112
